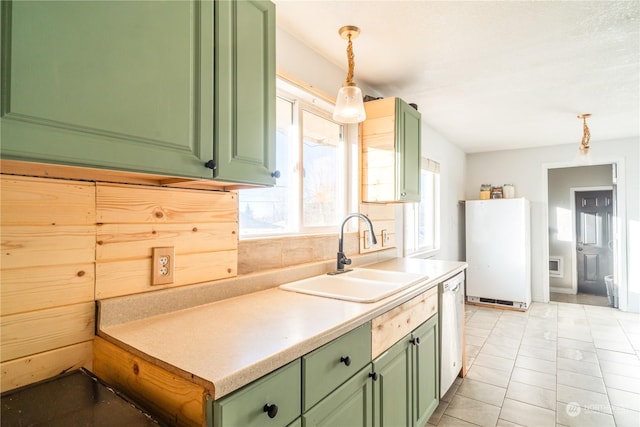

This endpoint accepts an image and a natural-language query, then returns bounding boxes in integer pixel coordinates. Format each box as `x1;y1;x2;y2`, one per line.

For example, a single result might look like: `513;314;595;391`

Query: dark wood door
575;191;613;295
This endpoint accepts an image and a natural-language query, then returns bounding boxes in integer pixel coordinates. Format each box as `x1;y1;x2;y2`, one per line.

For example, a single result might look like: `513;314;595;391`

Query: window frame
403;158;441;258
239;77;355;239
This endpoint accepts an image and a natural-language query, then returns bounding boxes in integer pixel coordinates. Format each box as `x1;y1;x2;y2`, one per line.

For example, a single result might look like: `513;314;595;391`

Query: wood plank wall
95;183;237;299
359;203;396;254
0;175;238;392
1;176;96;391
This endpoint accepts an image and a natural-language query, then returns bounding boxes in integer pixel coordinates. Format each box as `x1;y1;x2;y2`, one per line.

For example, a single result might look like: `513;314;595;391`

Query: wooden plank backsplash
1;176;97;391
0;175;239;392
96;183;236;223
95;183;238;298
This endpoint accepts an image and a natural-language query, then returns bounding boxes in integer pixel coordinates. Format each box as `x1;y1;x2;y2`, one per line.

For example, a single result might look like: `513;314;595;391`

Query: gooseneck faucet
329;213;377;275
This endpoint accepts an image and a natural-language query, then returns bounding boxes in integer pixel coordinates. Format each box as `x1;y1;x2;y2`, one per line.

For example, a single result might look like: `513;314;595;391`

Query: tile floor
427;302;640;427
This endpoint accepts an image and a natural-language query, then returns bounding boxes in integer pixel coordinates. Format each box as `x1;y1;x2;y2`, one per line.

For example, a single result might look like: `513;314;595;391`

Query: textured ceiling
275;1;640;153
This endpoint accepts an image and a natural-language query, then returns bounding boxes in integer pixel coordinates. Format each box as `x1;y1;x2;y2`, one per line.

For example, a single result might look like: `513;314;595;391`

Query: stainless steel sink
279;268;426;303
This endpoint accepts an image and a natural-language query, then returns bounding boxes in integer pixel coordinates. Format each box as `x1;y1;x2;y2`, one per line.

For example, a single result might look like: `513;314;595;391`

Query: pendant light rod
339;26;360;87
578;113;591;154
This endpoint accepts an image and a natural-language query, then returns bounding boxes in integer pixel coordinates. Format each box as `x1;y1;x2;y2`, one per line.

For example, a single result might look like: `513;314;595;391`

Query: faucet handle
339;254;352;266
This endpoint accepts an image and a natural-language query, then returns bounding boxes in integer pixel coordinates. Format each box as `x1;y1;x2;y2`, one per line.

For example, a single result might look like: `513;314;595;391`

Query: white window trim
239;77;357;239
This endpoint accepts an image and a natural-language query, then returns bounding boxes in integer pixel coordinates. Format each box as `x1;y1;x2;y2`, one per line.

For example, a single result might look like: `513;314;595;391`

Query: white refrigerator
465;198;531;309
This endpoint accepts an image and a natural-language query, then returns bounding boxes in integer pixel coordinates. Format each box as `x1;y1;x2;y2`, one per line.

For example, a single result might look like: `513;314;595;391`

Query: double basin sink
279;268;426;303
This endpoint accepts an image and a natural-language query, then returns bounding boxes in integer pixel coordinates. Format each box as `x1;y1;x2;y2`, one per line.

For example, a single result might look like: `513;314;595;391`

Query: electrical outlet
152;247;174;285
382;229;390;247
363;230;371;249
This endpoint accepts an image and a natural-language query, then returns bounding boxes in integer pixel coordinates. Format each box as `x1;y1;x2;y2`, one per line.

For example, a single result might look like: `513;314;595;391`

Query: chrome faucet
329;213;377;275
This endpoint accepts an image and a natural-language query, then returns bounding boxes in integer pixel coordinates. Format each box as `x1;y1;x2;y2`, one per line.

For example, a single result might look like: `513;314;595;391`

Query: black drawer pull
263;403;278;418
410;337;421;346
369;372;378;381
340;356;351;366
271;170;281;178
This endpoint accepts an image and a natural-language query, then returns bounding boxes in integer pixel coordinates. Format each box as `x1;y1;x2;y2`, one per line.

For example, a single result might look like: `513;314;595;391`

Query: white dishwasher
439;271;465;397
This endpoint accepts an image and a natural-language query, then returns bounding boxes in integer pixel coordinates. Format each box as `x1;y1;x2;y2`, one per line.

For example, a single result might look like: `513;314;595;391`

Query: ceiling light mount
577;113;592;155
338;25;360;41
333;25;366;123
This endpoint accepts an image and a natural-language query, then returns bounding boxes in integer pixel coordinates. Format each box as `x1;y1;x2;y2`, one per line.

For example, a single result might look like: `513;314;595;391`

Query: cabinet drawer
371;286;438;358
211;359;301;427
302;322;371;411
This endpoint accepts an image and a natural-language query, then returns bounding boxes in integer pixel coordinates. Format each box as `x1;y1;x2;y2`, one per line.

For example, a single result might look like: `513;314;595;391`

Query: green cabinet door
372;336;412;427
412;315;439;427
1;0;214;179
302;365;373;427
396;99;421;202
214;0;276;186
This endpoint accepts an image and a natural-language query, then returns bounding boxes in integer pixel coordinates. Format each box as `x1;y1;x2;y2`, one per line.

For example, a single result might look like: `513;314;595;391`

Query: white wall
423;125;467;262
466;138;639;312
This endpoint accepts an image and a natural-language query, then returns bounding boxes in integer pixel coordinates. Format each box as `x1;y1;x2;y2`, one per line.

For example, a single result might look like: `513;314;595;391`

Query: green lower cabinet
372;314;439;427
302;322;371;412
412;314;440;427
302;365;374;427
209;359;301;427
372;334;412;427
287;418;302;427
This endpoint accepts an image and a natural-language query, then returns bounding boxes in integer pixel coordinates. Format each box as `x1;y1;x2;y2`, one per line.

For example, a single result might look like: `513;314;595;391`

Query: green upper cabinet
1;0;276;186
361;97;421;203
214;0;276;186
396;99;421;203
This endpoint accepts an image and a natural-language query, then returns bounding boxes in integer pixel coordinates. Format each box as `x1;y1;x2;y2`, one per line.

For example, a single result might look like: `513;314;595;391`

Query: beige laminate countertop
98;258;467;399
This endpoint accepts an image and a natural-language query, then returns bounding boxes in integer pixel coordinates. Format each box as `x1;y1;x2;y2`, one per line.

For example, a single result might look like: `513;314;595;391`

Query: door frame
569;186;614;295
541;157;628;310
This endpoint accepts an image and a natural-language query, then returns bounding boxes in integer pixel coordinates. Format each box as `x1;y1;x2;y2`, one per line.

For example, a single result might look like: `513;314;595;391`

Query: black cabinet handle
369;372;378;381
410;337;421;346
271;170;281;178
340;356;351;366
263;403;278;419
204;160;217;170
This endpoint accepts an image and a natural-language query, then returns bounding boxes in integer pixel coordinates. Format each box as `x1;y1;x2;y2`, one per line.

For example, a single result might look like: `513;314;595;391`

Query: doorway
547;165;616;308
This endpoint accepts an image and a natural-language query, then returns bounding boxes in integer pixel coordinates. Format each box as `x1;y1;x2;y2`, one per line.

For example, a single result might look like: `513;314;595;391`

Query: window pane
404;163;440;255
239;97;292;235
301;110;343;228
420;171;435;248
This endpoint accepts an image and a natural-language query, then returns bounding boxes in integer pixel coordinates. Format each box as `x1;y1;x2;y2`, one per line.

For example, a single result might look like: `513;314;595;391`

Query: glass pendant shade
333;85;366;123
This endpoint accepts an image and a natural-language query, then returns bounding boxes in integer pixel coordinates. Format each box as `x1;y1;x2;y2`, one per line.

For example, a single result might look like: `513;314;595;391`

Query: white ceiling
274;1;640;153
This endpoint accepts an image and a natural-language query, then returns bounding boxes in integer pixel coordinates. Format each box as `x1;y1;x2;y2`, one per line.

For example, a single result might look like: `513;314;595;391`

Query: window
239;78;349;237
404;158;440;256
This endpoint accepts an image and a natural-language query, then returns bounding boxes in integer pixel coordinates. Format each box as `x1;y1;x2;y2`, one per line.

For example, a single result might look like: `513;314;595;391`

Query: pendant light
333;25;366;124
